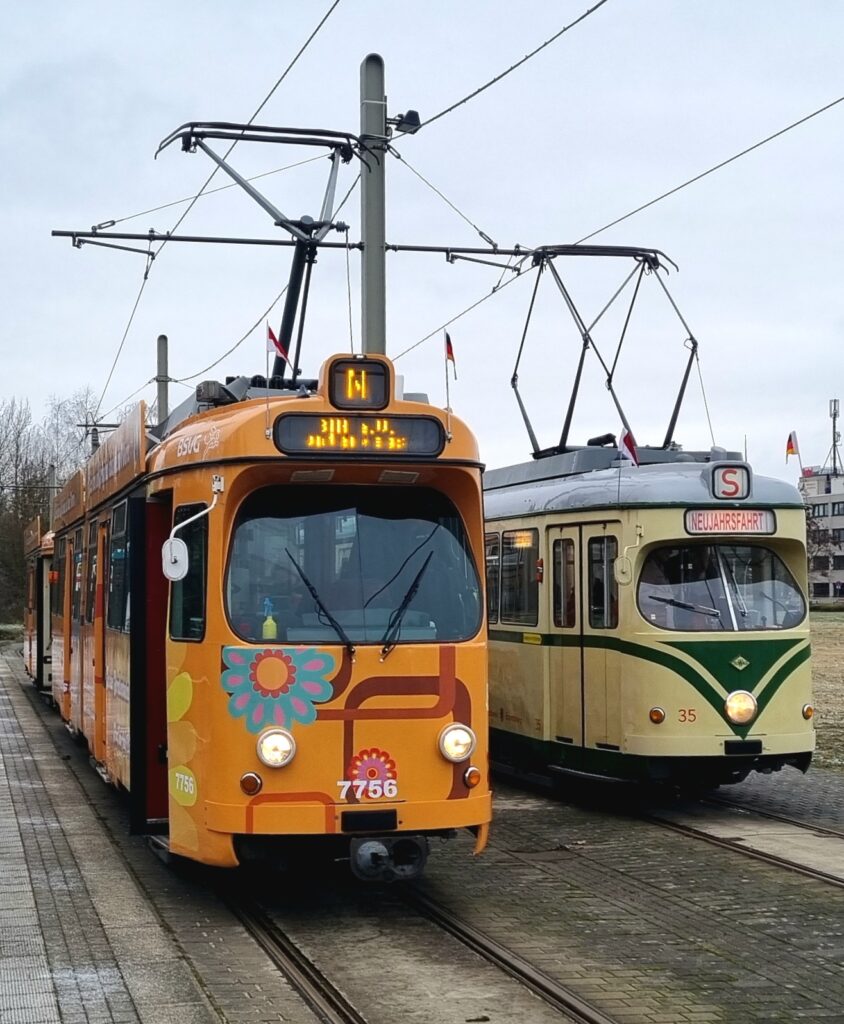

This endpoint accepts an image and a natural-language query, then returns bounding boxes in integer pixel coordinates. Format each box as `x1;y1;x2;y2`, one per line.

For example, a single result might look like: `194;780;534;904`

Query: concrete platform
0;650;220;1024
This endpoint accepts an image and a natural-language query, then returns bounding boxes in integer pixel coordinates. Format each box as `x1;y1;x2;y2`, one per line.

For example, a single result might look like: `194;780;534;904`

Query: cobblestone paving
7;647;844;1024
422;782;844;1024
713;766;844;834
1;654;315;1024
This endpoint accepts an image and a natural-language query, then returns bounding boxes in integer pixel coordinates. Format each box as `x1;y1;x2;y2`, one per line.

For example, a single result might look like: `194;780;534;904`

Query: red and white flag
267;322;289;362
444;330;457;379
618;427;639;466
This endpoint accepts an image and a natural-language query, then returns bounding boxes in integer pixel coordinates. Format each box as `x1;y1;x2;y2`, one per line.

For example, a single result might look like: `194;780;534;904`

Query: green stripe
489;629;810;737
755;644;811;719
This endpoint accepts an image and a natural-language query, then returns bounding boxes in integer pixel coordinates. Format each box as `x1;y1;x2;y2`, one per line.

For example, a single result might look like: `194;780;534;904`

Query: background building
798;400;844;605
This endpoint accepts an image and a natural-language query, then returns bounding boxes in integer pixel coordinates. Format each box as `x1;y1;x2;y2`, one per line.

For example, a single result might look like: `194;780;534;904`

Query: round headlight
438;723;476;763
256;728;296;768
724;690;757;726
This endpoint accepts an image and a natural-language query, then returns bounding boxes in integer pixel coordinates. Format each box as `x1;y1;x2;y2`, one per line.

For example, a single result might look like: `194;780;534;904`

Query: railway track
705;794;844;840
224;893;368;1024
400;885;619;1024
641;805;844;891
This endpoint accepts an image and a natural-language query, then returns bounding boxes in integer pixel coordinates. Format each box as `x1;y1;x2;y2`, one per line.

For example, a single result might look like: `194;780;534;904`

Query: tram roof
483;446;804;518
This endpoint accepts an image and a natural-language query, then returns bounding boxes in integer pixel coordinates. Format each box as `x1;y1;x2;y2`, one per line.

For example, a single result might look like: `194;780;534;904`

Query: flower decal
222;647;336;733
348;748;398;787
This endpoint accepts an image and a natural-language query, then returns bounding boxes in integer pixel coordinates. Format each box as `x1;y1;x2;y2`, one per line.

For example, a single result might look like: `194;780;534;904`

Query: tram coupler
349;835;429;882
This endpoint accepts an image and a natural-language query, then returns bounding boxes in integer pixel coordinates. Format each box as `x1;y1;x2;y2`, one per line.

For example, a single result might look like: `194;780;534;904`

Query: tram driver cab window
225;485;481;646
637;544;805;631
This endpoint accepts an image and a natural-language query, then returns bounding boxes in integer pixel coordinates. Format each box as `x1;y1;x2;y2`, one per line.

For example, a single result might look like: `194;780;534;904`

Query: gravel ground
810;611;844;771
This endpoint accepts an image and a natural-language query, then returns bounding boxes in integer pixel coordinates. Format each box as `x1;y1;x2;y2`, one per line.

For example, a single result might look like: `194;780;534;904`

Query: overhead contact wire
95;0;342;414
94;273;151;417
98;155;327;228
389;149;497;246
413;0;610;132
393;259;534;361
159;0;343;252
577;92;844;242
177;286;289;383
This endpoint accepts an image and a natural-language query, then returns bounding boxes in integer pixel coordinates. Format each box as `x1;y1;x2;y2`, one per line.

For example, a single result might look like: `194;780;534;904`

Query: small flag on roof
444;330;457;379
267;322;289;362
618;427;639;467
786;430;799;461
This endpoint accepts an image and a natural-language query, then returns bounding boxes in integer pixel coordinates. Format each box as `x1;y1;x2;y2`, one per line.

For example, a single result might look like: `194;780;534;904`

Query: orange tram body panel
35;355;491;879
23;516;53;691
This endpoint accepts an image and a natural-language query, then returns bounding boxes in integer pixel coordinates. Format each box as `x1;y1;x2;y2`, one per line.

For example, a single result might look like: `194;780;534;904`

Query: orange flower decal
249;649;296;697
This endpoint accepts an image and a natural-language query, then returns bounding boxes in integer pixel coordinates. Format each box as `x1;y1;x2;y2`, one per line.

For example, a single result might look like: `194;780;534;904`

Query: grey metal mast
360;54;387;355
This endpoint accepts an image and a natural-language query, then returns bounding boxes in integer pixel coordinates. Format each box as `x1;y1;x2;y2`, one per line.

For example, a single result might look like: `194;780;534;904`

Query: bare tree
0;387;97;621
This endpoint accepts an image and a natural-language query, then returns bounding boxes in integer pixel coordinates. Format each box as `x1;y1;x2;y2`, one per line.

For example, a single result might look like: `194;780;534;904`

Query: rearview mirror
162;538;189;581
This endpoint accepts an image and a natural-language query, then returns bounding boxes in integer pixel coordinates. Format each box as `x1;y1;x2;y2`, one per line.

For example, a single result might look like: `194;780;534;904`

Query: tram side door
546;525;583;747
580;522;622;753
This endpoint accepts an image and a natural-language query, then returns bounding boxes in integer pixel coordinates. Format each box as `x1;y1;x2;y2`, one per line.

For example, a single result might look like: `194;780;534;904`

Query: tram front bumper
623;731;815;757
204;791;492;838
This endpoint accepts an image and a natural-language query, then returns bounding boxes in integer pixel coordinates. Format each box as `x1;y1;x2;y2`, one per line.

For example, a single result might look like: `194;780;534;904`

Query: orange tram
26;354;491;880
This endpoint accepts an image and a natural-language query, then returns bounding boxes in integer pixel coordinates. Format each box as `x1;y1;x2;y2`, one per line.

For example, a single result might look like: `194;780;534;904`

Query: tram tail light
463;766;481;789
649;707;666;724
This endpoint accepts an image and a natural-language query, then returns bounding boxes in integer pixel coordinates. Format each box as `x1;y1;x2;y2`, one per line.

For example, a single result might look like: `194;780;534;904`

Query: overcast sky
3;1;842;480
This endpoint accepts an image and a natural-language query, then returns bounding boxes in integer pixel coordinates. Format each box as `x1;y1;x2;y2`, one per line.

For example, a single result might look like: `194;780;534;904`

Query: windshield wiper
648;594;721;618
379;550;434;661
285;548;356;661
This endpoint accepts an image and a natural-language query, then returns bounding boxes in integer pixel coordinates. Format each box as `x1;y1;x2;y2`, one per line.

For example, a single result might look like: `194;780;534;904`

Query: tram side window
553;538;576;627
85;522;98;624
485;533;500;624
52;538;66;616
170;504;208;641
71;528;84;622
107;503;130;632
501;529;539;626
588;536;618;629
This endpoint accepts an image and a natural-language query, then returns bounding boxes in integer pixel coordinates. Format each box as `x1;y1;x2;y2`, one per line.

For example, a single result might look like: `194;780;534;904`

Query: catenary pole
360;54;387;354
156;334;169;424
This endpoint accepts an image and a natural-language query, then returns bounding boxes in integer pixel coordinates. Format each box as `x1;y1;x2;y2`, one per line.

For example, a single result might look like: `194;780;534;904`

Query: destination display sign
685;509;776;535
275;414;445;457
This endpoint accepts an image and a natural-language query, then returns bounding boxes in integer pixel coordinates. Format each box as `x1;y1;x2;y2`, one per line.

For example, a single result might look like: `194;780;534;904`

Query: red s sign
713;466;749;499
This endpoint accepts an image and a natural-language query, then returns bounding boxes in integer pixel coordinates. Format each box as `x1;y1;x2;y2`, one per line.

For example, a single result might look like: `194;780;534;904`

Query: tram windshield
226;485;482;645
637;544;805;632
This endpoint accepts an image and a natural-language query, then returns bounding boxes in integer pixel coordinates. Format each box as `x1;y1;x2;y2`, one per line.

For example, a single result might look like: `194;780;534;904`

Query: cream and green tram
483;447;814;787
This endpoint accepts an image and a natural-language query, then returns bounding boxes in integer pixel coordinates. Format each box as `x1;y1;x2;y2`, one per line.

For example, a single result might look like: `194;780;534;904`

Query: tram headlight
724;690;757;726
256;728;296;768
438;723;476;763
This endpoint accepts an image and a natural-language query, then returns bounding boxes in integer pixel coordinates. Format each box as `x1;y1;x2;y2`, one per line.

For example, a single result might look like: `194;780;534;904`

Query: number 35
678;708;697;723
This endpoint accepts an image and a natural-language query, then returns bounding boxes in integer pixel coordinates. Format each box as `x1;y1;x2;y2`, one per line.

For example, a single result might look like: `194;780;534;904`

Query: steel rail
225;895;368;1024
400;885;620;1024
641;812;844;891
704;795;844;841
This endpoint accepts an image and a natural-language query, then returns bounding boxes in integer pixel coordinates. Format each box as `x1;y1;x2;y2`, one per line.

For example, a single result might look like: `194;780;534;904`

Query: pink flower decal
348;748;397;795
